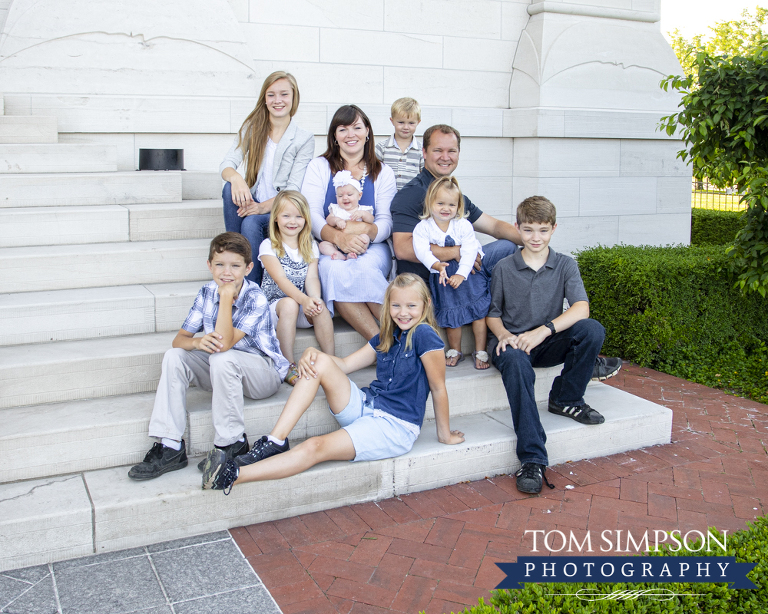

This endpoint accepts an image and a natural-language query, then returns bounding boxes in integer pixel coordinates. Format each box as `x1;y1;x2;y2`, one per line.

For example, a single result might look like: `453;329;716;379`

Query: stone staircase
0;98;673;573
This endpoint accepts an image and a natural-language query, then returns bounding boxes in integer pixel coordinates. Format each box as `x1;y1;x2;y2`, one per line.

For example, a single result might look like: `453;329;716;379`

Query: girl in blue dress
412;176;492;370
202;273;465;493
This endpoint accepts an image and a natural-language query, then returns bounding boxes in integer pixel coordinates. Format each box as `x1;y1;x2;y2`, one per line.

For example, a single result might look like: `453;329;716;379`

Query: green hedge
575;244;768;404
691;208;745;246
440;517;767;614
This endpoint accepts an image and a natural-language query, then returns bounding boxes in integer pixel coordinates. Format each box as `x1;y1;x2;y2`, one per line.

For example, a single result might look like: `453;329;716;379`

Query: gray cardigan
219;120;315;198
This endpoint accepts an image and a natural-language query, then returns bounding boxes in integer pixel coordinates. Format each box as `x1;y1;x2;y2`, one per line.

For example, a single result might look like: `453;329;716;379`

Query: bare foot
346;252;358;259
331;252;347;260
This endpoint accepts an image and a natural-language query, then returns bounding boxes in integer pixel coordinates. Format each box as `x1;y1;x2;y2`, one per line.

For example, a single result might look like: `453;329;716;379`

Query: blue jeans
478;239;516;278
222;182;270;284
489;318;605;467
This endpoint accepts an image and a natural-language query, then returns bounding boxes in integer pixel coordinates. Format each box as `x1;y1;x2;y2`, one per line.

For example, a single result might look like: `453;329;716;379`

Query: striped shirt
375;135;424;191
182;279;289;379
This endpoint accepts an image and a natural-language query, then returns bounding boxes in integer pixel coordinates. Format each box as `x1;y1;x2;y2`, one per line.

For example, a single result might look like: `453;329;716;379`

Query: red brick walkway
231;364;768;614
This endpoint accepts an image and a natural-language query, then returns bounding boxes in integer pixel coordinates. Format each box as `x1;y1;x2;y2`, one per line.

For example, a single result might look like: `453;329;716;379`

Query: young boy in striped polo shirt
375;97;425;191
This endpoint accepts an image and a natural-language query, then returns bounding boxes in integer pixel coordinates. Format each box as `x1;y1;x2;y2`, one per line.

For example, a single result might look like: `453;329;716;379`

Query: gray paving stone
53;547;146;571
0;566;49;585
151;540;258;603
0;576;31;611
0;575;57;614
173;585;279;614
55;556;166;614
145;531;230;554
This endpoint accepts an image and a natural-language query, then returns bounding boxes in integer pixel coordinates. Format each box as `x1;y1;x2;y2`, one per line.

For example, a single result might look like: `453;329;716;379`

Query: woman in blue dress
302;105;396;340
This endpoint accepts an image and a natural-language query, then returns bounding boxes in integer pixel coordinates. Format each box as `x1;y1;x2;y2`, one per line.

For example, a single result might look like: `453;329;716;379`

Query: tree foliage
669;7;768;77
660;16;768;295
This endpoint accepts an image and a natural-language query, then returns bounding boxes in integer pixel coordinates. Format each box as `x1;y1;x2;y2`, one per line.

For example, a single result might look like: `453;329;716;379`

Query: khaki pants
148;348;282;447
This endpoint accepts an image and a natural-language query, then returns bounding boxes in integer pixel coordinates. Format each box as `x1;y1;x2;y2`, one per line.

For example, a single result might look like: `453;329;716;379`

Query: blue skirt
429;259;491;329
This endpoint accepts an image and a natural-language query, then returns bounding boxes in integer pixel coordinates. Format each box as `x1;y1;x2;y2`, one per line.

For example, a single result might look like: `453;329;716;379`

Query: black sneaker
234;435;289;467
515;463;555;494
197;434;249;471
548;399;605;425
128;441;188;480
592;356;622;381
202;449;240;494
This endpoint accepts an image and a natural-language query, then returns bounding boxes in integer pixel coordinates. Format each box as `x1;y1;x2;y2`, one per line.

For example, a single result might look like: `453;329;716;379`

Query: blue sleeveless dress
318;174;391;316
429;234;491;329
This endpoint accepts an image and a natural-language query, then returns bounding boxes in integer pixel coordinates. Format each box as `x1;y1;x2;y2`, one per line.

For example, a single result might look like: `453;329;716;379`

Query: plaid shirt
375;135;424;191
182;279;289;379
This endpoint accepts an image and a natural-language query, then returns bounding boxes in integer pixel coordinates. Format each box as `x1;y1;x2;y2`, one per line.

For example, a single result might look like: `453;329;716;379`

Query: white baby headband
333;170;362;194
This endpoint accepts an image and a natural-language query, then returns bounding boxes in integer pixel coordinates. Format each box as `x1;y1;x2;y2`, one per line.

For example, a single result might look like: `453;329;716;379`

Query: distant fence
691;178;747;211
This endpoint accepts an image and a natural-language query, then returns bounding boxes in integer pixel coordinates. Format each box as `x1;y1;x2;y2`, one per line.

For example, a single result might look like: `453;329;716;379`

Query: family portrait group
127;70;622;497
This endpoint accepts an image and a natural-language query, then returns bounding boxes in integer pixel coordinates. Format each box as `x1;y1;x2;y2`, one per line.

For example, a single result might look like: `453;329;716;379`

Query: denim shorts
332;380;420;462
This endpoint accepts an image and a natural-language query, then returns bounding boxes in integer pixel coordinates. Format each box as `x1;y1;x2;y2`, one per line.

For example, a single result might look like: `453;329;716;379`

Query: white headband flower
333;170;362;194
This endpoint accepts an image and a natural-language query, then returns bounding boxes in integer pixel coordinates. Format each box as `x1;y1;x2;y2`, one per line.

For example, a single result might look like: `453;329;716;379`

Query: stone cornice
528;1;660;23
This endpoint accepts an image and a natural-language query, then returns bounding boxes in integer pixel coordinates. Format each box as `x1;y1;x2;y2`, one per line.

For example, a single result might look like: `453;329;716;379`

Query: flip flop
472;350;490;370
445;349;464;367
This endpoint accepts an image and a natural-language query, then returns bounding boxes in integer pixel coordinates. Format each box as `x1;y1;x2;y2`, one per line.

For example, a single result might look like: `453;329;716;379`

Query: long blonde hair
237;71;300;188
377;274;439;353
268;191;316;263
421;175;467;220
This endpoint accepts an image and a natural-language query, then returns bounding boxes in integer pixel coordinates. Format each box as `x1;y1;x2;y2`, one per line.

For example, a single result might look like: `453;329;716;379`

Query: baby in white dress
319;170;375;260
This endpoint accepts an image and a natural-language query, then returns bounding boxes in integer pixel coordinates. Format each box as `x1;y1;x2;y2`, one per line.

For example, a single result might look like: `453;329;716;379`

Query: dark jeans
478;239;516;278
489;318;605;467
222;182;270;284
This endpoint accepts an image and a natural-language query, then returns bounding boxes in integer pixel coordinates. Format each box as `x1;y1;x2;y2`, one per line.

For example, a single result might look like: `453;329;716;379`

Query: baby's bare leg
319;241;347;260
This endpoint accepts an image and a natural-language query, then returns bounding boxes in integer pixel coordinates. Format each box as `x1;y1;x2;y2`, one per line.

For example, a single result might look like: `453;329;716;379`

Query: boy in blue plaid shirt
129;232;289;481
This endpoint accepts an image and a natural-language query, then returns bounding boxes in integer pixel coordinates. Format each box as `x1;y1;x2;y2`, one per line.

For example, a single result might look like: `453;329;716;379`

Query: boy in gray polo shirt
486;196;621;494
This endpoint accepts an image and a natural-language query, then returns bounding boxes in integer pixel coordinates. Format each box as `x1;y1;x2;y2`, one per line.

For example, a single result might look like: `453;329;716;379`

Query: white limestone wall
0;0;691;249
0;0;9;36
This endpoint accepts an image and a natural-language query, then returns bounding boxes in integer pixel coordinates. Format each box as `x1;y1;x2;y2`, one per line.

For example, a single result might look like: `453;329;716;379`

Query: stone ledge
2;94;681;140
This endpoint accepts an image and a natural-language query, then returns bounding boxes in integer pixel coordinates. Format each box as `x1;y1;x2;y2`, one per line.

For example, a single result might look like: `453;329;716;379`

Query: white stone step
0;282;200;347
0;323;372;409
0;171;182;208
0;116;58;144
0;201;223;248
0;205;129;247
0;389;672;570
0;144;117;173
126;200;224;241
0;358;562;483
0;319;507;408
0;239;210;293
0;332;176;410
182;171;221;201
0;282;368;348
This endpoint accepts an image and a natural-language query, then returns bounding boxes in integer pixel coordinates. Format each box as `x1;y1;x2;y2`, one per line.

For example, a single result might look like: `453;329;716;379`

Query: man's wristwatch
544;321;556;335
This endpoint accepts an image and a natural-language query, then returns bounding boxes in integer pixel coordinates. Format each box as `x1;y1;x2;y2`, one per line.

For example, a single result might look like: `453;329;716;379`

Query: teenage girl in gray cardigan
220;71;315;284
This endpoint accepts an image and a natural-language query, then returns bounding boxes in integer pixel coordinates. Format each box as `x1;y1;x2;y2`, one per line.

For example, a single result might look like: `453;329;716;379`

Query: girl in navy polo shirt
202;273;465;493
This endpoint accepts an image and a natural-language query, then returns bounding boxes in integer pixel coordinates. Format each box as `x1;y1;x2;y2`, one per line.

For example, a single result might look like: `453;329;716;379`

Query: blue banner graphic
496;557;757;589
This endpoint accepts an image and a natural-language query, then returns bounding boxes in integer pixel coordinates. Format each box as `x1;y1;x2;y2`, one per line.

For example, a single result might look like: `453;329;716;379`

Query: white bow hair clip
333;170;362;194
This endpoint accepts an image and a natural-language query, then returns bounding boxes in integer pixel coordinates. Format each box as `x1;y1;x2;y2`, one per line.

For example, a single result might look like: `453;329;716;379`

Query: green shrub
442;517;767;614
576;245;768;404
691;208;745;246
